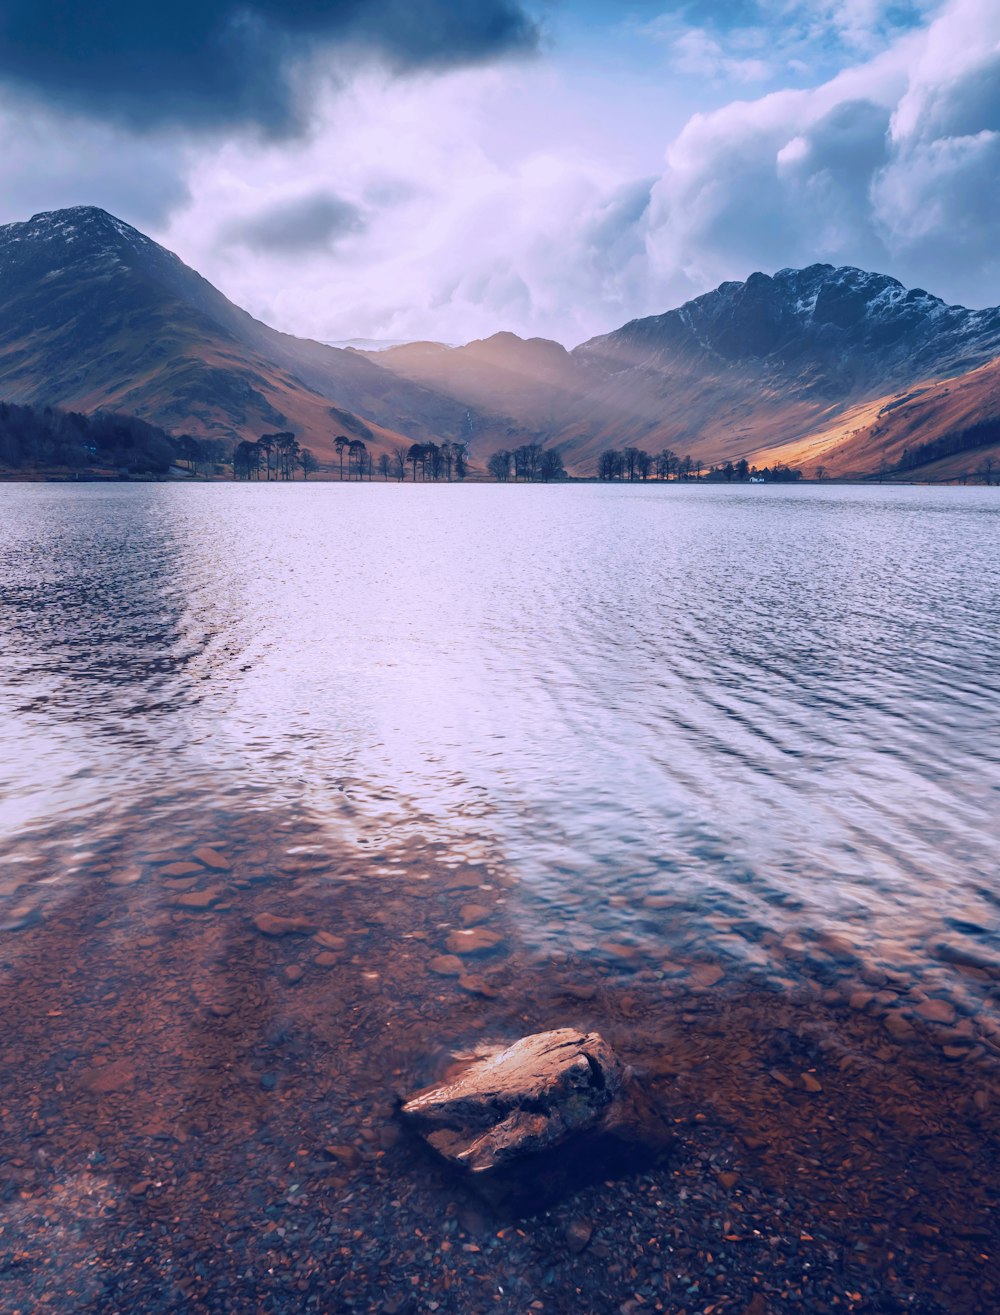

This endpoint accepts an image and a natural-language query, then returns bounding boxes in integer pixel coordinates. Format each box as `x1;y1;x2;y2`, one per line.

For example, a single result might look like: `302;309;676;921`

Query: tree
348;438;367;480
233;440;261;480
259;433;276;480
454;442;468;480
735;457;750;482
539;448;565;482
393;447;407;481
407;443;424;480
487;449;512;481
978;456;995;485
335;435;349;480
274;431;297;479
378;452;391;480
299;447;319;479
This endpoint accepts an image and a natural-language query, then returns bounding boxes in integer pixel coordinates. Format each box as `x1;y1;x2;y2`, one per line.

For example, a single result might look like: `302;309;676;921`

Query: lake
1;479;999;1312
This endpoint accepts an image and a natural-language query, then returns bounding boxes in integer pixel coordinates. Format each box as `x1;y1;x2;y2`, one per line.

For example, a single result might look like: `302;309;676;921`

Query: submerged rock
400;1029;627;1173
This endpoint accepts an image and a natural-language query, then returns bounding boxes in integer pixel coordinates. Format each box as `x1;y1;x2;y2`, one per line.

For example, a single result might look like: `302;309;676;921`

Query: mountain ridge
2;206;999;478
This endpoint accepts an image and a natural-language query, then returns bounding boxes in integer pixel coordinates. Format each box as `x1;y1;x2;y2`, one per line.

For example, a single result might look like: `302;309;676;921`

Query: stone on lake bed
193;847;231;870
429;955;464;977
253;912;316;937
162;862;203;877
174;888;223;909
445;927;504;956
400;1029;627;1173
460;904;491;927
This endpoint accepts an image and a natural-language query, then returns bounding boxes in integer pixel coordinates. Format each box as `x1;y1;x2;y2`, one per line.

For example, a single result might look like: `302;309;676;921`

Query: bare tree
393;447;407;481
378;452;391;480
299;447;319;479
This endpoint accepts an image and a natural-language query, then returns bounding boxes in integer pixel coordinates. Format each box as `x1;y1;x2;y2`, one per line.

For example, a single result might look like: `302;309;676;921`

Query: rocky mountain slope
2;207;998;477
0;207;511;465
368;265;1000;476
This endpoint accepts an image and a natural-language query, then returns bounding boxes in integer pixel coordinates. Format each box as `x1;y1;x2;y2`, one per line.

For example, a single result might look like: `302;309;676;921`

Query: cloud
154;0;999;349
643;0;938;85
0;104;190;230
0;0;539;134
221;191;366;252
642;0;1000;311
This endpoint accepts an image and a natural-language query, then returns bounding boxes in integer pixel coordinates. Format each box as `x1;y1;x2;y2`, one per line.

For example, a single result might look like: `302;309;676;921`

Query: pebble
565;1219;594;1253
429;955;464;977
162;862;203;877
315;931;347;950
445;927;503;956
193;848;231;871
174;889;222;909
109;868;144;886
916;998;957;1025
459;904;491;927
254;913;316;937
800;1072;823;1093
458;975;498;998
690;963;725;988
283;965;303;984
314;952;339;968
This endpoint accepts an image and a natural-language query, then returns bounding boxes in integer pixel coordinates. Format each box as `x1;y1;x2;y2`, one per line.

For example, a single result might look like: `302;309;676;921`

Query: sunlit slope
749;357;1000;479
370;266;1000;475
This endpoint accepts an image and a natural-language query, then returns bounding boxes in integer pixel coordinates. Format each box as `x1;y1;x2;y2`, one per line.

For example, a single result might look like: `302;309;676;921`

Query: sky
0;0;997;346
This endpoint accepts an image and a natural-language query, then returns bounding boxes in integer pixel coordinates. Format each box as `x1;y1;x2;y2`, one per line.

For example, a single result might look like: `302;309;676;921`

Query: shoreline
2;819;998;1314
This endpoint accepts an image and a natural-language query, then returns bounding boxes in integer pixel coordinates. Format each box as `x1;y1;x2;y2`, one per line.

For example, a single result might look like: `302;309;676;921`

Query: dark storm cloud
0;0;539;134
223;192;366;252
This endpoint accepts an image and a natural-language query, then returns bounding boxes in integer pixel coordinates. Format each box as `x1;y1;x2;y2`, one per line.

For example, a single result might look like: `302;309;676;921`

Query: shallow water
1;481;998;1000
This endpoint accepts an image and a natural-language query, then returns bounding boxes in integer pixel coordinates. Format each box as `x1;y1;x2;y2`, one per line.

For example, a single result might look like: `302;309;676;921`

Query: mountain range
1;205;999;479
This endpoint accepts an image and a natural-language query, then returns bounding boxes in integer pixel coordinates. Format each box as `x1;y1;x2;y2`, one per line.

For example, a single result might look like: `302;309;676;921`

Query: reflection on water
1;481;999;997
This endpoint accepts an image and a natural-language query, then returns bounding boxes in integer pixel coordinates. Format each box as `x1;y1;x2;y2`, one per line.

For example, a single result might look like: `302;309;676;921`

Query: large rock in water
400;1029;628;1173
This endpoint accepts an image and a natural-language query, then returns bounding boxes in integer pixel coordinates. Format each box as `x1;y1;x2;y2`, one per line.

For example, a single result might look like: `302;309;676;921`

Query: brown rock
445;927;504;956
193;847;231;870
314;931;347;950
314;952;339;968
800;1072;823;1093
283;965;304;984
565;1219;594;1253
717;1171;740;1190
458;975;499;998
162;862;203;877
916;997;957;1025
689;963;725;988
429;955;464;977
460;904;491;927
401;1029;626;1172
109;868;144;887
816;932;857;963
174;889;222;909
254;912;316;937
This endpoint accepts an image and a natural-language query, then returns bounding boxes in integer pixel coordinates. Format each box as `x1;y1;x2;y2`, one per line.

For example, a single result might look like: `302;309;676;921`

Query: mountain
367;265;1000;478
0;206;511;466
2;207;999;478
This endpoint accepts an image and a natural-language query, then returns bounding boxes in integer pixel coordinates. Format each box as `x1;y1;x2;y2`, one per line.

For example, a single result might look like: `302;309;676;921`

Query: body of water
3;479;1000;1313
2;481;998;987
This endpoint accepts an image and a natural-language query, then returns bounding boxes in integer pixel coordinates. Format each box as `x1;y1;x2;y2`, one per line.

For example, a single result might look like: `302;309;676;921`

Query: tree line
0;400;204;475
597;446;801;482
892;417;1000;483
486;443;565;481
233;432;319;480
